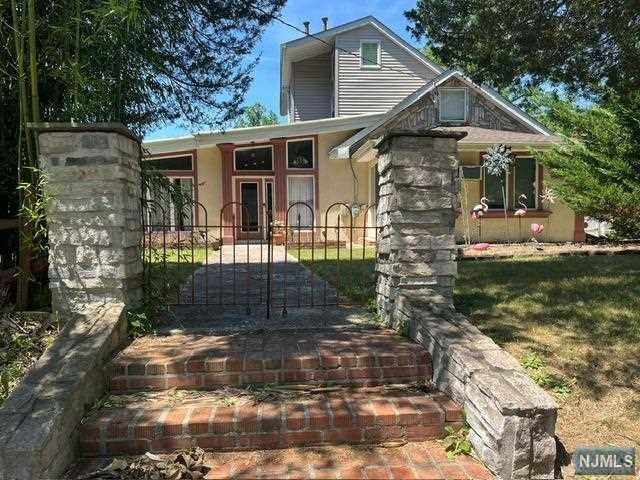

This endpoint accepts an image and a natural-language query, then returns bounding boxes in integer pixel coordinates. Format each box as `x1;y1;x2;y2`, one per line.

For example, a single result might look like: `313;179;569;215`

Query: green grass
294;248;640;449
144;247;209;300
293;247;376;305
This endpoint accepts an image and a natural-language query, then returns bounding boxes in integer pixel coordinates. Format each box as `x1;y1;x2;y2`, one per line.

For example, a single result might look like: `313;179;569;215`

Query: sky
145;0;421;141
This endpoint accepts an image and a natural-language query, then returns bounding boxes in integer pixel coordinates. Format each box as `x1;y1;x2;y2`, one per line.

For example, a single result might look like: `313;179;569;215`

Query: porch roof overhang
144;113;385;155
329;70;557;161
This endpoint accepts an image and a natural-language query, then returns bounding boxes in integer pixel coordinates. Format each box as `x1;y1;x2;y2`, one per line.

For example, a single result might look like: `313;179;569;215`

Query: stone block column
375;129;466;328
36;123;143;318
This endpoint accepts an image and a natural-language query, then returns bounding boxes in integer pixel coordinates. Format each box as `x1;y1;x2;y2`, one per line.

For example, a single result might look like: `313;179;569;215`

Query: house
144;16;585;244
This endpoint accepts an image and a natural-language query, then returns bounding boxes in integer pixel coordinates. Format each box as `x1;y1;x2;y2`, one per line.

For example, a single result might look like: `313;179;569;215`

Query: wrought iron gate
141;197;377;318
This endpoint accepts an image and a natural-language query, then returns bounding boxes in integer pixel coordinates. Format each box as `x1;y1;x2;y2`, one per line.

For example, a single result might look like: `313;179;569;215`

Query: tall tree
234;102;279;128
1;0;285;308
405;0;640;98
537;93;640;238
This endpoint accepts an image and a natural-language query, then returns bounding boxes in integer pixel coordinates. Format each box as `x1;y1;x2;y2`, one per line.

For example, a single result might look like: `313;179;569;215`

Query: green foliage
127;309;153;338
443;420;473;459
405;1;640;98
537;94;640;238
0;312;60;404
521;352;574;397
234;102;279;128
397;319;411;338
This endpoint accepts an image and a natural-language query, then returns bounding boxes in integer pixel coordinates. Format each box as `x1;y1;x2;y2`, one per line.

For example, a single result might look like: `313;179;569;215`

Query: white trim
359;39;381;69
233;145;274;171
144;112;385;155
438;87;468;122
286;137;315;169
334;45;340;116
286;174;316;229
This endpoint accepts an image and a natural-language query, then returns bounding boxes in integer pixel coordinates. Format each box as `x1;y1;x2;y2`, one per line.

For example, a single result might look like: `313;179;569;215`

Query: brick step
79;391;462;457
70;441;493;479
108;330;432;393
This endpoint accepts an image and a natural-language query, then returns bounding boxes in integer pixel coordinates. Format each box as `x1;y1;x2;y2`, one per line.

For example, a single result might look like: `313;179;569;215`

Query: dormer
280;16;442;123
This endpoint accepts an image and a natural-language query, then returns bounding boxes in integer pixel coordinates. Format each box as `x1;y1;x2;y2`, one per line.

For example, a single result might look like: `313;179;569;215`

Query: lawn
143;247;209;303
295;248;640;453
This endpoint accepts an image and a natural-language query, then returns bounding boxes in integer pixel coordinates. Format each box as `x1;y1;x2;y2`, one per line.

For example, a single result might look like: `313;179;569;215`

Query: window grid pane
287;140;313;169
514;158;537;209
484;173;506;209
361;42;379;66
235;147;273;170
441;90;466;121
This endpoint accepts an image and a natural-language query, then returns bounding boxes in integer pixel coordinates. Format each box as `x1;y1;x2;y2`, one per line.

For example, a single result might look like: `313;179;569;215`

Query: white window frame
286;137;315;170
233;145;274;171
513;156;539;209
286;174;316;230
360;39;381;69
439;87;468;122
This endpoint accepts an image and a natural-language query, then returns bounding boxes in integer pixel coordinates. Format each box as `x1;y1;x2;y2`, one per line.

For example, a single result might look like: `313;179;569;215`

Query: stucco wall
454;151;576;243
196;146;223;225
317;131;371;235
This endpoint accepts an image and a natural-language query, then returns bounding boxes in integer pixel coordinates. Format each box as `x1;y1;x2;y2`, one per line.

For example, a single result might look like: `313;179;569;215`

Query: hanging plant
482;144;514;244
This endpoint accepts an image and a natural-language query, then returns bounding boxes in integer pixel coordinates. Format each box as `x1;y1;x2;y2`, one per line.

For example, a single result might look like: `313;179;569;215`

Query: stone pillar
36;123;143;318
375;129;466;328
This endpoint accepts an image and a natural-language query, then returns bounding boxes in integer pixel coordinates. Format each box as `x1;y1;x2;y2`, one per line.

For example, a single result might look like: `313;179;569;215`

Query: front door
236;180;261;240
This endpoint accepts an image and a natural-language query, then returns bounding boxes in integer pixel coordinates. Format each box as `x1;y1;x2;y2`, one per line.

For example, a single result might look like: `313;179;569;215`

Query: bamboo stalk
12;0;32;310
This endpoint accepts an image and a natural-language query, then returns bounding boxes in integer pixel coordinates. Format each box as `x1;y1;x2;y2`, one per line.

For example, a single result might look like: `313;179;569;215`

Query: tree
405;1;640;98
234;103;279;128
537;93;640;238
1;0;285;307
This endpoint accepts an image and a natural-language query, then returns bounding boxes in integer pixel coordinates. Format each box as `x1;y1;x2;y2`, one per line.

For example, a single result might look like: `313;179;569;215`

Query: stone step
108;330;432;393
78;391;462;457
69;441;493;479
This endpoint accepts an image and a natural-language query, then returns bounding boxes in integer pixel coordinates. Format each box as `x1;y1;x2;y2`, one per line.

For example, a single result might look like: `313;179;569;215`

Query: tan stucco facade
160;130;579;244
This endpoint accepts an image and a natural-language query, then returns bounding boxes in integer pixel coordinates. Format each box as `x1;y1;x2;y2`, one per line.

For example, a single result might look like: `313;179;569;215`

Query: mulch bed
458;242;640;260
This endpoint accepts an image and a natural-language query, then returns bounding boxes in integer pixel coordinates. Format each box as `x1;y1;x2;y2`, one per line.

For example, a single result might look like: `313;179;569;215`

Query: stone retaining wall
0;303;128;479
375;130;558;479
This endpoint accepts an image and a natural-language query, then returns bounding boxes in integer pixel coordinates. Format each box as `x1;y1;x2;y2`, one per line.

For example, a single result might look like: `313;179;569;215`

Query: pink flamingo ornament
469;242;491;251
530;223;545;250
514;194;527;241
471;197;489;242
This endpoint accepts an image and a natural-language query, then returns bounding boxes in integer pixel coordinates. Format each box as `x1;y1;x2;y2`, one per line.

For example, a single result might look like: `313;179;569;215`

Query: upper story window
234;146;273;171
145;155;193;171
360;40;381;69
439;88;467;122
287;138;314;169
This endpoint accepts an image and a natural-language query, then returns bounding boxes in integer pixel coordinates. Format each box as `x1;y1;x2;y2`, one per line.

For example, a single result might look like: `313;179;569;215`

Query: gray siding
335;25;437;117
291;53;332;122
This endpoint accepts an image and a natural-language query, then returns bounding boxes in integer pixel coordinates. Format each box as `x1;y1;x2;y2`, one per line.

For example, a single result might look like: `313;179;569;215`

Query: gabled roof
329;70;555;160
280;16;443;115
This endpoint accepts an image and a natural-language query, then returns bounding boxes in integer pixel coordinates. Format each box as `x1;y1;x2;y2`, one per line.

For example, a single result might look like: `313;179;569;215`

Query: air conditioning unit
459;166;482;180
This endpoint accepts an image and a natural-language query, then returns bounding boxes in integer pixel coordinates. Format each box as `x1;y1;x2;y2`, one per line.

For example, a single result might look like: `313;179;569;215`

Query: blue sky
145;0;421;140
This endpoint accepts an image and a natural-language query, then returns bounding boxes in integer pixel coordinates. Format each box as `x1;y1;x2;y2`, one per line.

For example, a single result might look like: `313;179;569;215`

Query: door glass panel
241;183;259;232
265;182;274;214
